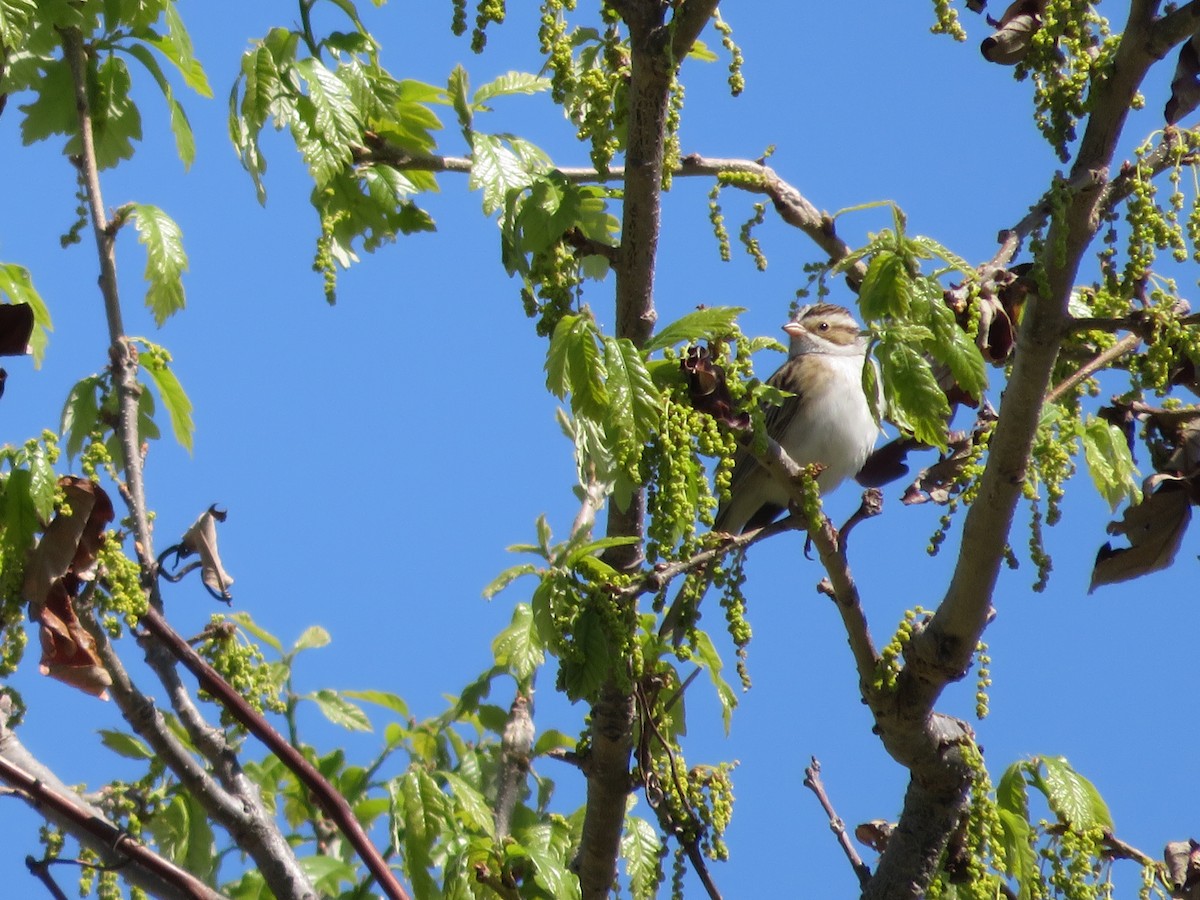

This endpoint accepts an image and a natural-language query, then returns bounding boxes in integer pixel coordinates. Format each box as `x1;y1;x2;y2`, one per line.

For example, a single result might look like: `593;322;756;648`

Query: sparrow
713;303;879;534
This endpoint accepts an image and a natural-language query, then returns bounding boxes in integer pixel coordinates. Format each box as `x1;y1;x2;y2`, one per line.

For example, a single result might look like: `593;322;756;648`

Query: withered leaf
23;477;114;610
23;477;115;700
181;505;235;602
981;0;1044;65
1166;36;1200;125
1089;477;1194;592
35;577;111;700
682;345;750;431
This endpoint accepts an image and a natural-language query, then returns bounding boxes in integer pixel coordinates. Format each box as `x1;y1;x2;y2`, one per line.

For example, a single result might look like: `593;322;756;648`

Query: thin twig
1044;332;1143;404
803;758;872;889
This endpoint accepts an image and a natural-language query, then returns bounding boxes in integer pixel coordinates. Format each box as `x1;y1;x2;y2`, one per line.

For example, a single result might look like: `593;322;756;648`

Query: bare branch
803;758;872;889
1045;332;1143;404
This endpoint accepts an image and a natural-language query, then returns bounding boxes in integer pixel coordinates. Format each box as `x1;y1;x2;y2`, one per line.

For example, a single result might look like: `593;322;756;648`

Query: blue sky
1;1;1197;896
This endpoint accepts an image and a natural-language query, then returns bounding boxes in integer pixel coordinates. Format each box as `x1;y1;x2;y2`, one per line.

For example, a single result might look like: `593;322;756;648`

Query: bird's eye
818;322;830;331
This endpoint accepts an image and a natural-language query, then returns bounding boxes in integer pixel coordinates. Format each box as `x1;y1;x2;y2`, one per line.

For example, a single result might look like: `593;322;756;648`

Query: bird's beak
782;322;804;337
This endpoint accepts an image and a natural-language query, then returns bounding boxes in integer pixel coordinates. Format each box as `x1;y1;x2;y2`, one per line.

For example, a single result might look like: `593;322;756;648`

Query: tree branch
866;2;1171;896
0;718;227;900
803;758;871;889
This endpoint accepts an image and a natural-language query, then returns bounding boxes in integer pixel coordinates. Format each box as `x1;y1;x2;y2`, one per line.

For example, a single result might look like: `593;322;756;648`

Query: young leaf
342;689;411;718
228;611;284;654
1035;756;1113;830
875;335;950;449
1081;416;1139;510
926;295;988;400
643;306;746;354
447;63;472;133
858;251;915;320
545;314;608;419
307;689;372;732
129;204;188;324
442;771;496;837
292;625;332;652
60;374;105;460
602;334;662;461
482;562;538;599
149;2;213;98
694;630;738;733
492;603;545;682
621;816;663;900
135;340;195;452
472;71;551;105
470;132;536;216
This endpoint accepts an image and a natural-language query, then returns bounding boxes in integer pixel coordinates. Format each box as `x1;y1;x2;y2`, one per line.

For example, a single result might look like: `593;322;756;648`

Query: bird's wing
726;363;802;492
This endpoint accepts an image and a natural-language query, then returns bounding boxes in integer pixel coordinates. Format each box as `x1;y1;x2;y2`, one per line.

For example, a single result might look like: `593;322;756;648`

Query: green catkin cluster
707;183;732;262
876;607;928;691
928;0;967;41
313;210;342;304
925;743;1006;898
663;77;683;188
538;1;625;172
711;11;744;95
715;555;751;689
738;202;767;271
97;533;148;628
522;240;583;337
690;763;736;861
1128;294;1200;395
469;0;506;52
1042;825;1111;900
196;616;286;715
974;641;992;719
1017;1;1117;161
60;170;89;248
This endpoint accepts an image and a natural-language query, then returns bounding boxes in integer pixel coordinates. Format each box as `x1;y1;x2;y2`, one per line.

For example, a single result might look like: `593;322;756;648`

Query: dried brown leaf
1089;477;1194;592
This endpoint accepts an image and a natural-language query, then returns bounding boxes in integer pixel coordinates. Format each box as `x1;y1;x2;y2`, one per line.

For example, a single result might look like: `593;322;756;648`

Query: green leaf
342;689;411;718
694;630;738;733
1035;756;1113;830
293;625;331;652
643;306;746;354
545;314;609;419
858;251;915;320
147;2;212;98
1081;417;1140;510
298;854;357;893
602;335;662;458
524;841;576;899
621;816;663;900
482;562;538;599
129;204;188;325
307;689;372;733
995;762;1030;819
532;729;576;756
442;771;495;837
492;603;545;682
925;293;987;400
228;611;283;654
98;728;154;760
0;263;52;365
447;63;471;132
88;55;143;169
134;340;194;453
472;71;551;105
562;609;612;701
875;334;950;450
120;42;198;169
470;132;536;216
996;807;1037;899
60;375;105;461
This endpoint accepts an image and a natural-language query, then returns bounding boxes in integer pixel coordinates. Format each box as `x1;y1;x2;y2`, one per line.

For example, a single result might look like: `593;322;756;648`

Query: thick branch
0;718;226;900
867;3;1169;897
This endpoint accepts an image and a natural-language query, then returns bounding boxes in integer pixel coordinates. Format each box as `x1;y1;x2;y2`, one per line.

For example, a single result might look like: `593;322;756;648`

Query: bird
713;303;879;534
